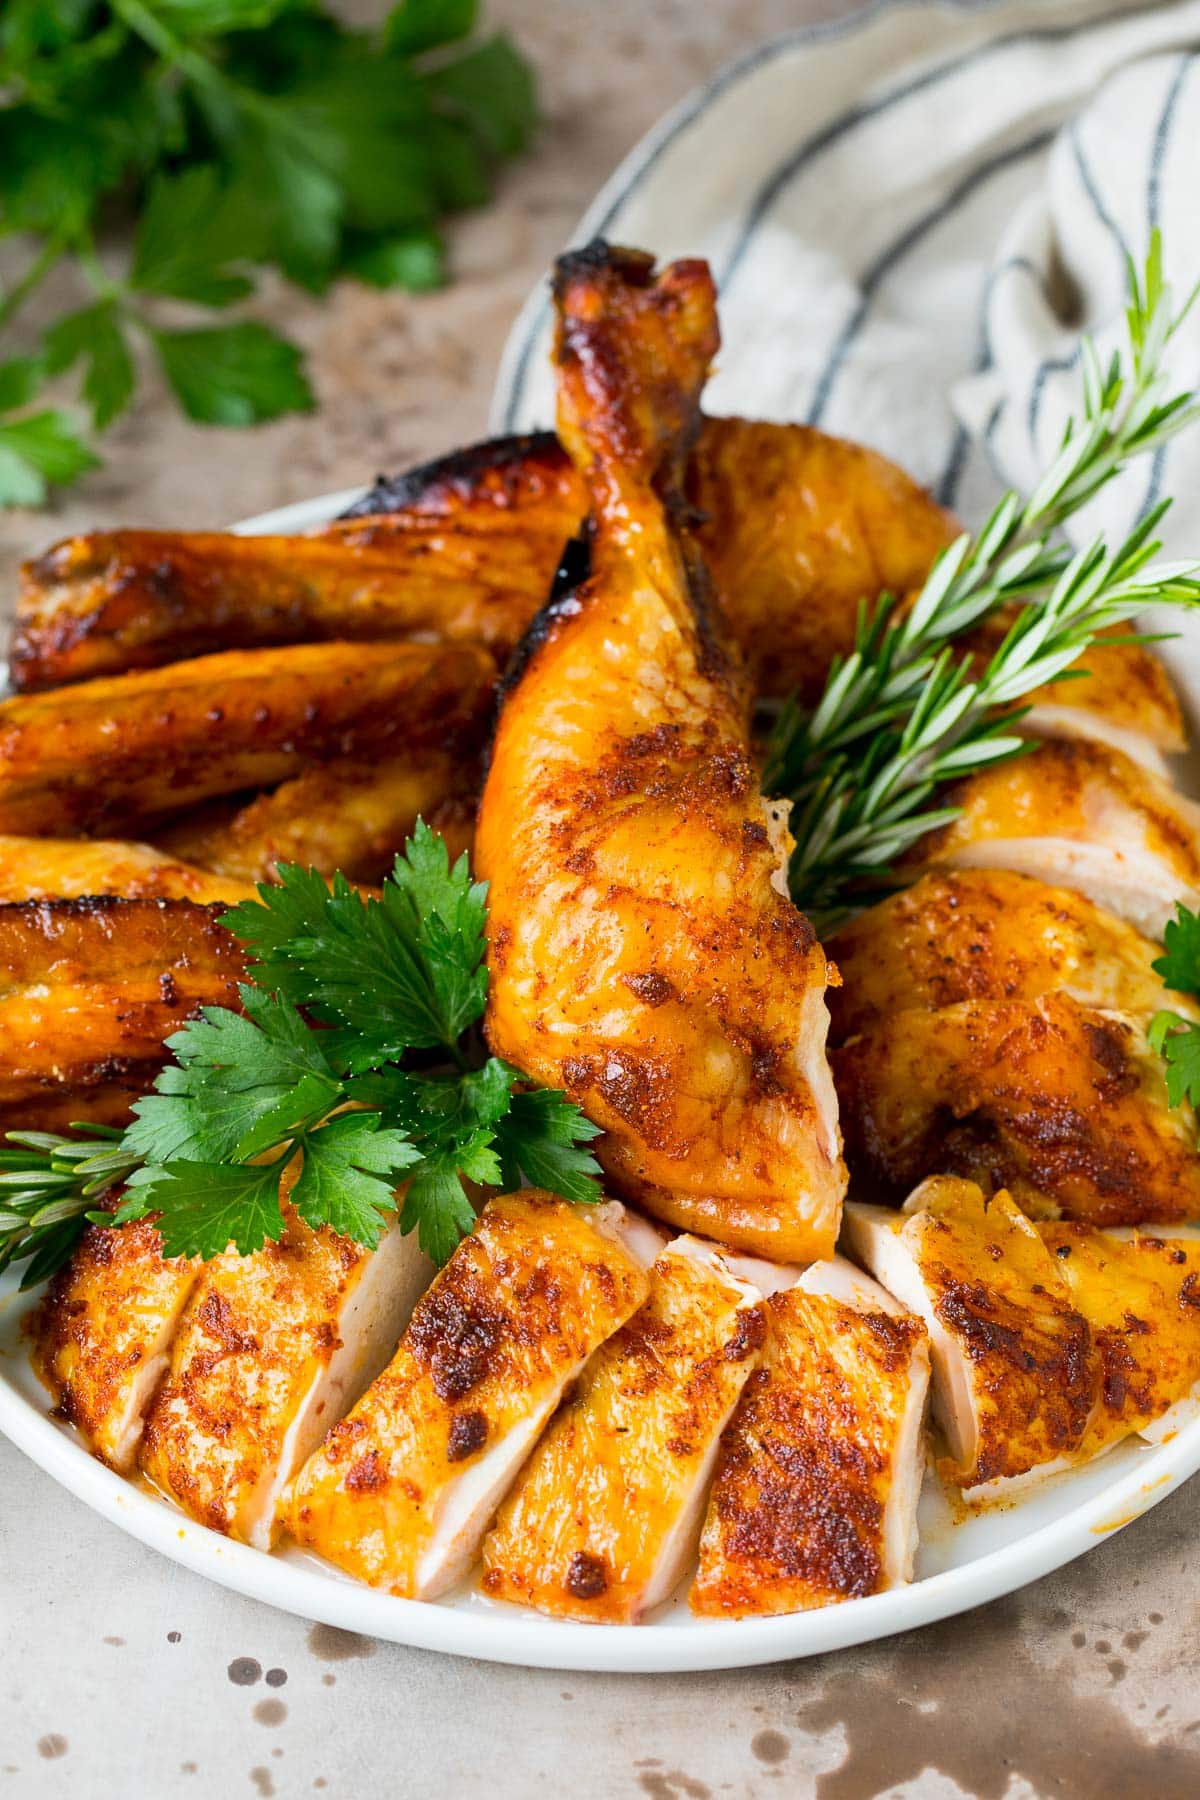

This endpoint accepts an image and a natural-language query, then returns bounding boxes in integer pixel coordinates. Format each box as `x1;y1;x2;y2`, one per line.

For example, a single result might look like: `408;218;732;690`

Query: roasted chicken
289;1193;649;1597
906;738;1200;940
834;994;1200;1226
476;246;845;1263
843;1183;1096;1493
829;867;1199;1042
159;750;476;886
13;421;956;701
481;1237;766;1623
843;1180;1200;1496
141;1205;432;1548
0;639;494;838
30;1212;199;1472
0;833;257;905
691;1257;930;1616
0;897;244;1132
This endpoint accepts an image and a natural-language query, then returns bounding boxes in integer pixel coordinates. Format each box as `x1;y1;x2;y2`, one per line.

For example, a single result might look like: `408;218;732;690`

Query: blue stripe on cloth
936;255;1050;510
500;0;1193;431
807;129;1053;430
1139;53;1195;525
1069;120;1133;263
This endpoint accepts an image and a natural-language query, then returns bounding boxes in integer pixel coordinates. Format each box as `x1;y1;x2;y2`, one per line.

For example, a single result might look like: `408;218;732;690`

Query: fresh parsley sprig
1148;905;1200;1118
765;233;1200;928
0;824;602;1286
0;0;536;505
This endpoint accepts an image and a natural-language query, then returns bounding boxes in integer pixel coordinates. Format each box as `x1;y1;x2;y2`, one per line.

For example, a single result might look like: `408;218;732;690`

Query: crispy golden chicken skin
10;521;576;691
159;752;476;886
829;868;1199;1043
0;897;244;1132
0;639;494;838
834;994;1200;1227
29;1211;199;1472
691;1260;930;1616
843;1184;1096;1492
13;420;955;700
289;1193;649;1597
481;1238;767;1623
0;833;256;906
141;1209;432;1548
477;245;844;1263
906;738;1200;940
1038;1224;1200;1453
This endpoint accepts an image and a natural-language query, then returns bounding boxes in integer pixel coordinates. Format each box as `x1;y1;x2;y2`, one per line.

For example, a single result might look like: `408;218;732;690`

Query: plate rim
1;479;1197;1672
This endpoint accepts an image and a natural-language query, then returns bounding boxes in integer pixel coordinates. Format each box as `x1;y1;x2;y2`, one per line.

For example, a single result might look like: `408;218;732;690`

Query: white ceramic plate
0;480;1197;1670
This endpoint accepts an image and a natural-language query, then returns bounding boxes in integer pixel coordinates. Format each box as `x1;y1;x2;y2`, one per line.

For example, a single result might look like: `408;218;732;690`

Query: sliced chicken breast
140;1210;433;1548
29;1213;199;1473
906;738;1200;940
833;994;1200;1226
691;1256;929;1618
829;868;1199;1044
1037;1223;1200;1453
841;1183;1097;1495
481;1237;767;1623
288;1193;649;1597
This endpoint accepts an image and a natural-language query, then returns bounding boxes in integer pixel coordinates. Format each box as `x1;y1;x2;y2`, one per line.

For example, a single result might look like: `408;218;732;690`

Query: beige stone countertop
2;4;1200;1796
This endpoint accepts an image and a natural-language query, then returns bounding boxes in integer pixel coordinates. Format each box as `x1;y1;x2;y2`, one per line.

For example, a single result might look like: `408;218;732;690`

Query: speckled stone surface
2;4;1199;1796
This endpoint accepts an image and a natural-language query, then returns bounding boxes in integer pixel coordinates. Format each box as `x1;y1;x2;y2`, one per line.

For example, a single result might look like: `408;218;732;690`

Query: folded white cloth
494;0;1200;650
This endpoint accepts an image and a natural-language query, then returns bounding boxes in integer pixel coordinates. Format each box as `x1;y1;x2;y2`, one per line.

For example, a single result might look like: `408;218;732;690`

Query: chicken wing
828;868;1199;1043
842;1183;1096;1494
0;639;494;838
29;1212;199;1472
0;897;244;1132
159;751;476;886
15;420;956;701
476;244;844;1263
906;738;1200;940
141;1208;433;1547
289;1193;649;1597
481;1237;766;1623
11;521;572;691
833;994;1200;1226
691;1258;930;1616
0;832;256;905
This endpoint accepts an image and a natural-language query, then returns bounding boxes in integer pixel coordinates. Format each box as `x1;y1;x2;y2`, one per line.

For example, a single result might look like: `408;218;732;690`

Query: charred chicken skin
476;245;844;1262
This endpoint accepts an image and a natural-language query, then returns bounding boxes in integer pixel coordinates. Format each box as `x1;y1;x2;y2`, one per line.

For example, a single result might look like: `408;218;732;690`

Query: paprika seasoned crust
476;244;845;1264
828;867;1200;1043
833;993;1200;1227
0;638;495;838
289;1193;650;1598
0;896;244;1132
12;419;956;700
691;1258;930;1617
158;750;477;887
29;1211;200;1473
0;831;257;905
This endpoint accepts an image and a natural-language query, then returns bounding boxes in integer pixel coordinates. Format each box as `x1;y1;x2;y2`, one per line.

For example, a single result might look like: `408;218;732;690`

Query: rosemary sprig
766;232;1200;928
0;1127;140;1289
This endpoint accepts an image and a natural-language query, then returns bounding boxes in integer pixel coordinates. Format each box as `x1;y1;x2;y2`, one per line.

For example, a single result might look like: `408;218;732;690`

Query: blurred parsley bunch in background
0;0;537;505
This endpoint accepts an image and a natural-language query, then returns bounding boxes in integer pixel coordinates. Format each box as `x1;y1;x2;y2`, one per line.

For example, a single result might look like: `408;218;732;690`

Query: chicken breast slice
1036;1224;1200;1454
477;245;844;1263
829;868;1199;1044
0;834;257;905
29;1214;200;1473
833;994;1200;1227
691;1256;930;1617
841;1183;1097;1496
140;1212;432;1548
481;1236;767;1623
906;738;1200;940
288;1193;649;1597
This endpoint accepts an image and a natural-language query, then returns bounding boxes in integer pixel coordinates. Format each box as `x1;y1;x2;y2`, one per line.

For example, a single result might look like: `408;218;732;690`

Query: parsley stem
108;0;226;97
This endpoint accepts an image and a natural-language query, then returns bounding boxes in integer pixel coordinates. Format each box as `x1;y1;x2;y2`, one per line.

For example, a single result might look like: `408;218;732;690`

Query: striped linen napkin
494;0;1200;641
